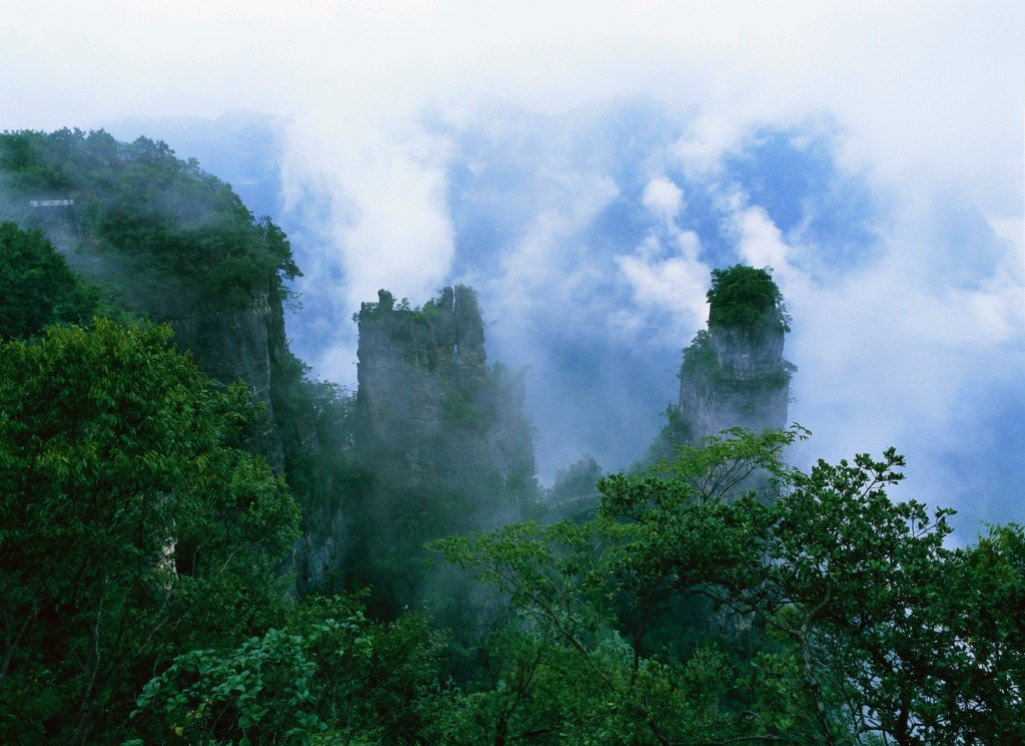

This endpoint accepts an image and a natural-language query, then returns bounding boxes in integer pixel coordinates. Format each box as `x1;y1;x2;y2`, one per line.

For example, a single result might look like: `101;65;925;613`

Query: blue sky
5;1;1025;535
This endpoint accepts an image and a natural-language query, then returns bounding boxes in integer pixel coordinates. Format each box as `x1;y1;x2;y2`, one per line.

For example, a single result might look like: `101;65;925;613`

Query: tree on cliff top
0;129;299;308
707;264;790;333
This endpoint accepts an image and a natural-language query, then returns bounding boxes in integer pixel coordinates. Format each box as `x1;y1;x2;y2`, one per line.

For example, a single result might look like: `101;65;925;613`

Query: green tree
0;129;300;308
0;320;299;746
706;264;790;333
434;428;821;745
740;451;1025;744
436;428;1025;744
130;594;445;746
0;222;97;339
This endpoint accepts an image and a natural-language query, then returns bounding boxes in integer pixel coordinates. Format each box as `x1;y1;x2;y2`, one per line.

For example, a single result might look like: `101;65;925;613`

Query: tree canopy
706;264;790;333
435;428;1025;745
3;331;1022;744
0;222;97;338
0;129;299;307
0;320;299;745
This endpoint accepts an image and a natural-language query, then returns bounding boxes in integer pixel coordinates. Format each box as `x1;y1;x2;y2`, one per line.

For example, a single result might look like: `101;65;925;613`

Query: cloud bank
3;1;1024;532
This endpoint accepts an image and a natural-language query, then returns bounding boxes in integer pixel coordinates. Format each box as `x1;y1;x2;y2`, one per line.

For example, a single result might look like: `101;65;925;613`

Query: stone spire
677;265;794;443
354;285;536;502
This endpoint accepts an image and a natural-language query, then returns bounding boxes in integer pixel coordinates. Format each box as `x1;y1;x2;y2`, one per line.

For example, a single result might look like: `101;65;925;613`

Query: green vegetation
549;453;602;503
1;136;1021;745
435;428;1025;744
3;320;1022;744
634;403;695;470
0;129;299;307
0;320;299;745
130;594;445;746
441;389;489;430
9;340;1025;746
0;222;97;338
707;264;790;333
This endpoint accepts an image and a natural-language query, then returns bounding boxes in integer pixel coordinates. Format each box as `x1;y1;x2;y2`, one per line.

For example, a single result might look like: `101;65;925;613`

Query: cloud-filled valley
6;1;1022;536
103;95;1025;539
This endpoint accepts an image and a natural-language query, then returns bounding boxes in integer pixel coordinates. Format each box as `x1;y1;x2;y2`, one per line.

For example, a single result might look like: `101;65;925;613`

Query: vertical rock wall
355;286;536;507
677;325;792;443
636;266;794;474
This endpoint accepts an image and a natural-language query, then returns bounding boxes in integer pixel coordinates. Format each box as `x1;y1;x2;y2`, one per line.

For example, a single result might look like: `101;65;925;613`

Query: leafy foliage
2;140;1021;745
707;264;790;333
0;320;299;745
0;129;299;308
130;594;445;746
0;222;98;338
436;428;1025;744
5;330;1023;746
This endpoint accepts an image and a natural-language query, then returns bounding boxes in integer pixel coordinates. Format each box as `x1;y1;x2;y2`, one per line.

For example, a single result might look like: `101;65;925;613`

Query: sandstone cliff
345;286;536;614
677;325;791;443
635;265;794;472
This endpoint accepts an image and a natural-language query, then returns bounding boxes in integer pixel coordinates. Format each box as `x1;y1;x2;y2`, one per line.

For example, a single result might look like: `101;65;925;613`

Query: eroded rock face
678;325;791;443
34;206;288;469
355;286;536;509
147;288;288;470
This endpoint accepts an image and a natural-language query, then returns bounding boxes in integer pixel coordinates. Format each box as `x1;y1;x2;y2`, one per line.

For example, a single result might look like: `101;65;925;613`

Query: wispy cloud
3;1;1023;525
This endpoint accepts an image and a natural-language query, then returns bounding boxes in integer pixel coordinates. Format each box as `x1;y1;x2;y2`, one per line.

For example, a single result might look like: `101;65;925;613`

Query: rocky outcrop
143;286;288;469
677;325;792;443
25;203;287;469
355;286;536;506
676;265;794;444
347;285;536;617
634;266;794;477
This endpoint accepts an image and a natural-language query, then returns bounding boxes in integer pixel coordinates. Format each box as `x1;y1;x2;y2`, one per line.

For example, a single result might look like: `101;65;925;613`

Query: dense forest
1;129;1023;745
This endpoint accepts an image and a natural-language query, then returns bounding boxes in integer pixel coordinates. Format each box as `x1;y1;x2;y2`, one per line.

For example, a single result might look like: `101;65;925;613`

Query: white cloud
273;107;457;385
615;192;710;345
641;177;683;223
731;201;812;301
671;112;751;177
4;1;1022;325
280;112;455;311
3;2;1022;199
723;191;1025;527
487;171;620;326
2;0;1023;512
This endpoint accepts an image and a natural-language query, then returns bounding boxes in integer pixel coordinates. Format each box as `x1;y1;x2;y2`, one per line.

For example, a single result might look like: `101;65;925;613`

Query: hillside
0;129;345;591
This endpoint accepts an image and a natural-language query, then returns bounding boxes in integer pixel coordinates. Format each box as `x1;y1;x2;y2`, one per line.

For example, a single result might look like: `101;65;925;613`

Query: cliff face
349;285;536;616
14;199;340;592
142;286;289;469
677;325;791;443
355;286;536;505
23;203;288;469
634;266;793;474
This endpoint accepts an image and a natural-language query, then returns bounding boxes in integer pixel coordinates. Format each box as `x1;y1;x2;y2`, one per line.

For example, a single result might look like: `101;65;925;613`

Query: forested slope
0;129;352;591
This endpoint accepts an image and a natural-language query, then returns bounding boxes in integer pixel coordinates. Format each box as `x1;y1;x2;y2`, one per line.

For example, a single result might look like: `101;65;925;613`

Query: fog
4;1;1024;535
